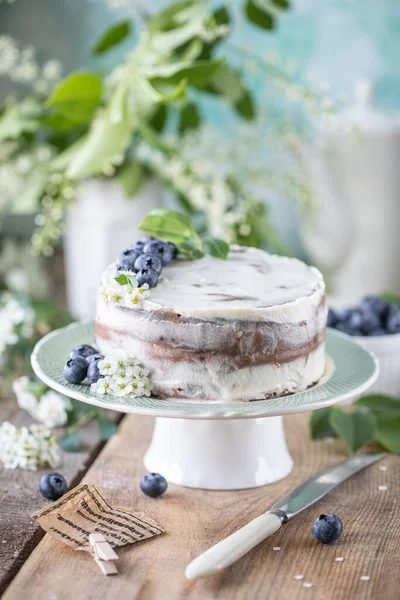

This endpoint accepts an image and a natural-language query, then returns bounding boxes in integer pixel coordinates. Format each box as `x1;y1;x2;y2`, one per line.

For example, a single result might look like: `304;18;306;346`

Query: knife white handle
185;512;282;580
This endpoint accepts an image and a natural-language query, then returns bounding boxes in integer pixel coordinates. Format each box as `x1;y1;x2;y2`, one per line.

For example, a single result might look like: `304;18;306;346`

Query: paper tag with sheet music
32;483;165;552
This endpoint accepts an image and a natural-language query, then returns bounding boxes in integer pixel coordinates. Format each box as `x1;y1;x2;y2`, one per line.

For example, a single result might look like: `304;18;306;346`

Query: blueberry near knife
185;452;387;580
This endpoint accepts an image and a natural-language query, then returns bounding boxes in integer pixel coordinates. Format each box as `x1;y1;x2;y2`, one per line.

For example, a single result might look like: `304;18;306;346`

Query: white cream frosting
100;246;325;321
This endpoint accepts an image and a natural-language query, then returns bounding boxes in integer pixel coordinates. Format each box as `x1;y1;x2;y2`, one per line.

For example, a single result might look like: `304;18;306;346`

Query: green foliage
59;431;81;452
97;413;118;441
118;161;143;197
310;394;400;454
178;102;201;134
139;209;230;260
46;72;103;127
92;20;132;55
203;237;230;259
0;98;41;141
330;407;374;454
310;406;336;440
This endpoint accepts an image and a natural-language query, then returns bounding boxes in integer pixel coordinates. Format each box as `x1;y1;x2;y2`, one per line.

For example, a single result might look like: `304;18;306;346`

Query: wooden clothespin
89;533;119;576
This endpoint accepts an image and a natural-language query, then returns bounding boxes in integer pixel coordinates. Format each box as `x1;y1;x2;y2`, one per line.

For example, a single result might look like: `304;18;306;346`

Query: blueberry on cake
95;236;327;402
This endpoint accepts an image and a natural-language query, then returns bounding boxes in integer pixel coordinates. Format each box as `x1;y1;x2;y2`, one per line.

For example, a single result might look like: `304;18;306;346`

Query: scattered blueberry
87;353;104;364
39;472;68;501
312;513;342;544
136;267;159;288
385;303;400;334
134;253;163;275
143;240;175;266
69;344;97;359
87;358;103;384
140;473;168;498
327;308;337;328
116;248;141;271
63;356;88;384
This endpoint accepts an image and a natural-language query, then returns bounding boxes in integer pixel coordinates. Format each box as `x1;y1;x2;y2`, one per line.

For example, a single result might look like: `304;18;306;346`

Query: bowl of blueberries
328;294;400;397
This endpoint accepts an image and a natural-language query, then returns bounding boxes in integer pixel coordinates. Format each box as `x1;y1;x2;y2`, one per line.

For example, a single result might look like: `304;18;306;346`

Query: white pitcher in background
300;79;400;305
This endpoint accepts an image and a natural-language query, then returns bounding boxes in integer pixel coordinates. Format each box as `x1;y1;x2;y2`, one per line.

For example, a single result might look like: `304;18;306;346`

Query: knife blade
185;452;386;580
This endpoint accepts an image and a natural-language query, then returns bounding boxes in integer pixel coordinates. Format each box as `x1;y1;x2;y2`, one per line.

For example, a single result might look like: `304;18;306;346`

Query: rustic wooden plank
3;412;399;600
0;396;119;595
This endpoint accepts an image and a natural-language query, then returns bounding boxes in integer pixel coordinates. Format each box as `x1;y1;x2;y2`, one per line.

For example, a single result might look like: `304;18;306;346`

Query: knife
185;452;386;580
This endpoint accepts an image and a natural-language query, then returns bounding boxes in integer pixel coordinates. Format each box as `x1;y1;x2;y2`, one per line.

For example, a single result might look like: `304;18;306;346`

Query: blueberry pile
328;295;400;337
63;344;104;384
116;238;177;289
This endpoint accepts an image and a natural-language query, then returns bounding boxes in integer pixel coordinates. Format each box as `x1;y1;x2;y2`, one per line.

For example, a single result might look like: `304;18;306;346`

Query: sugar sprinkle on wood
303;582;313;589
294;574;304;580
360;576;371;581
378;485;388;491
335;557;344;562
272;546;281;551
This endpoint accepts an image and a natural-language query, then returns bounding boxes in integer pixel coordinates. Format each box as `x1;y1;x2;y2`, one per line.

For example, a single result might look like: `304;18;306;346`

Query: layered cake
95;246;327;402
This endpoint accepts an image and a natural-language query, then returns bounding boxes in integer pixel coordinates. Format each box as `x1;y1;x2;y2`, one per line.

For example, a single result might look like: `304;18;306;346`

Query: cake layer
95;246;327;402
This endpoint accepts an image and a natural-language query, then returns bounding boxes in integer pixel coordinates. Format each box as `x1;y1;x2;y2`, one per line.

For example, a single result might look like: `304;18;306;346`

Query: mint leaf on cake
139;209;229;260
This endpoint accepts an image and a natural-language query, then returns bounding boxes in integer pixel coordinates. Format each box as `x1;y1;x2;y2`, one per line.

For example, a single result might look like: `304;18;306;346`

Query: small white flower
0;421;60;471
35;391;72;428
98;357;117;376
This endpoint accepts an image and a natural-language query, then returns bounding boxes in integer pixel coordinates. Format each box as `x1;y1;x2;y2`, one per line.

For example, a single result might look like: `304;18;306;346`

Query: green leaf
118;161;143;197
46;72;103;125
310;407;336;440
381;291;400;307
149;104;167;133
66;92;131;179
148;1;195;32
139;208;199;245
137;122;174;155
114;274;130;285
179;239;204;260
356;395;400;416
179;38;204;61
214;6;231;25
271;0;290;8
92;20;132;55
234;88;255;120
97;413;118;441
209;65;246;104
330;407;374;454
148;59;224;89
245;0;274;30
203;237;229;259
0;98;40;142
114;272;137;286
178;102;201;134
59;432;81;452
373;415;400;453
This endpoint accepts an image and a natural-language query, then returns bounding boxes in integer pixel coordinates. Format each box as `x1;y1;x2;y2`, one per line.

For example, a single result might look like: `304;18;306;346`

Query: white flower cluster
101;271;150;308
12;376;72;429
0;293;35;363
0;35;62;93
91;354;153;398
0;421;60;471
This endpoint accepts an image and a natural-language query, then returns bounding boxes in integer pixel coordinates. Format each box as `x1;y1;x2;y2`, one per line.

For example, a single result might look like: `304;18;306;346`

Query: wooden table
1;411;398;600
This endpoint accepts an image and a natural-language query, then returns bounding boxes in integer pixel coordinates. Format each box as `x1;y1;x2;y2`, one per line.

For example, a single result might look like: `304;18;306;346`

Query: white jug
300;79;400;304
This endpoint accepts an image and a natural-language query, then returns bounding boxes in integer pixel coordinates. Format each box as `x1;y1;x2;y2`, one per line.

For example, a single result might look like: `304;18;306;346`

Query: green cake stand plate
31;323;378;490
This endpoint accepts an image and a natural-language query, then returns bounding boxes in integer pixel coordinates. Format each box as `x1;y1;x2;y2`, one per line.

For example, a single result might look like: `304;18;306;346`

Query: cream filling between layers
96;332;325;402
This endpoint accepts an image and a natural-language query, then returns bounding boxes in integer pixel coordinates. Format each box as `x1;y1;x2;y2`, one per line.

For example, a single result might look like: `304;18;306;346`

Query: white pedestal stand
144;416;293;490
